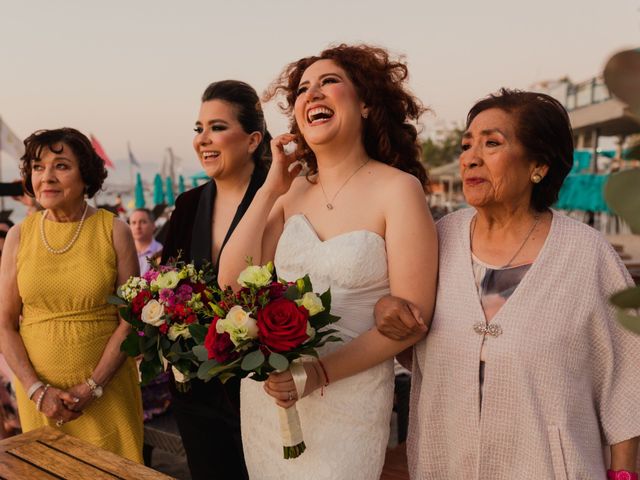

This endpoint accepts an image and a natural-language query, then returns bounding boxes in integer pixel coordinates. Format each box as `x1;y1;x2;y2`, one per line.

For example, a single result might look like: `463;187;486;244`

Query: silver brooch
473;322;503;337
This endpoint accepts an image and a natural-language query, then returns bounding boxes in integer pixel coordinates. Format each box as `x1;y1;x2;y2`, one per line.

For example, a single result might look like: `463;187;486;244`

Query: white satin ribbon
290;358;309;399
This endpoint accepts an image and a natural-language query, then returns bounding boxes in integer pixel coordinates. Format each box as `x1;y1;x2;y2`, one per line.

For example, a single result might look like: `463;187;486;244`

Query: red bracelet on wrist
317;359;330;396
607;469;638;480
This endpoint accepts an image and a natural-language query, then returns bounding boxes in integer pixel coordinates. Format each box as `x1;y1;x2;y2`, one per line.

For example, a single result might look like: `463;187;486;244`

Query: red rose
132;290;152;314
204;318;238;363
265;282;287;300
257;298;309;353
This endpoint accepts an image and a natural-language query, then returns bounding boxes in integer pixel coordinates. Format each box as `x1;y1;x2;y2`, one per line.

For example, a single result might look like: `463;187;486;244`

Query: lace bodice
274;213;390;338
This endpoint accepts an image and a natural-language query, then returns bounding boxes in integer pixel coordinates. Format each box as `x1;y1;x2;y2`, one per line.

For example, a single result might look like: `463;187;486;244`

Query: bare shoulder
369;162;427;210
0;224;22;273
281;174;314;211
111;215;134;248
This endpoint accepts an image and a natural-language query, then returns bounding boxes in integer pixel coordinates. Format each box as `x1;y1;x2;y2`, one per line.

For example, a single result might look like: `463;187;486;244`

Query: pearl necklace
39;203;89;254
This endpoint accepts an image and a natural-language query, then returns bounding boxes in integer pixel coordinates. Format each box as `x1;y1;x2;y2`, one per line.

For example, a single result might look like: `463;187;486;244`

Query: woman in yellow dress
0;128;143;462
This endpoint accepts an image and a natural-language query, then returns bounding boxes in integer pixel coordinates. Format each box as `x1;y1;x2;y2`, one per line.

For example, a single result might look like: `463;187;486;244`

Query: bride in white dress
217;44;438;480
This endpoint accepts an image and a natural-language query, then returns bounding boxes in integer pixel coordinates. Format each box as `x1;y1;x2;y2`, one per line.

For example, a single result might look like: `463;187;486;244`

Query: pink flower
159;288;175;304
142;270;160;282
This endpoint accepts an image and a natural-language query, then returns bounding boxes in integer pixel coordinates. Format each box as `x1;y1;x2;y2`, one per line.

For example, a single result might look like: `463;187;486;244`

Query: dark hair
201;80;271;168
20;128;108;198
130;208;154;222
466;88;574;211
265;44;429;191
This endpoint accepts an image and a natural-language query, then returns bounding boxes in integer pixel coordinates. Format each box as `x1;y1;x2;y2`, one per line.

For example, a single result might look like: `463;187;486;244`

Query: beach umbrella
178;175;186;195
166;176;175;206
153;174;165;206
134;173;145;208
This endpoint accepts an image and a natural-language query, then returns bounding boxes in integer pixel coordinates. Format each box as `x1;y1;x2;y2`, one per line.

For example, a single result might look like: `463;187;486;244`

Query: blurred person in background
129;208;162;275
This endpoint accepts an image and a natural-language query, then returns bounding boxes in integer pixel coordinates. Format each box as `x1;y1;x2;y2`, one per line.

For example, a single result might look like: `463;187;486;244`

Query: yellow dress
15;209;143;462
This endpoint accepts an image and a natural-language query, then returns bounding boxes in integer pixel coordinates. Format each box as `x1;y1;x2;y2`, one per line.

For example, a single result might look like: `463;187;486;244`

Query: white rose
152;271;181;291
237;265;272;288
217;306;258;345
295;292;325;316
168;323;192;341
141;300;165;327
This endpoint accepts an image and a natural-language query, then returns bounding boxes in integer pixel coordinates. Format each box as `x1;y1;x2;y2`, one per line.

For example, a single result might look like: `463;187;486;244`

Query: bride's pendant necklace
40;203;89;254
318;159;370;210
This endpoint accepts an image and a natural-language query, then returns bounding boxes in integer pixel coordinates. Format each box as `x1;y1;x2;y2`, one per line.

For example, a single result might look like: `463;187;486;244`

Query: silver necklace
317;159;370;210
40;203;89;254
471;213;541;268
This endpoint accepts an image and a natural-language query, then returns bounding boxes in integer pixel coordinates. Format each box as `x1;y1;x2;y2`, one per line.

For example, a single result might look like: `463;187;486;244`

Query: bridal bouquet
194;262;341;459
109;259;215;391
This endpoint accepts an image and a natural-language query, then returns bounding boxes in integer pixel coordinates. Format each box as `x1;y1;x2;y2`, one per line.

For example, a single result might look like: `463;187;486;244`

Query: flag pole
128;141;133;193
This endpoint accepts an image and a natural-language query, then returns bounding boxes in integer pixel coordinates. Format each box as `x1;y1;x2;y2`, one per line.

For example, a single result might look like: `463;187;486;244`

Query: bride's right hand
263;133;304;197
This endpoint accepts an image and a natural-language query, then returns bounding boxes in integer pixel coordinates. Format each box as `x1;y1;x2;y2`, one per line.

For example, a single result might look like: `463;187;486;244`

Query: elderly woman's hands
374;295;427;341
34;386;82;425
63;382;95;413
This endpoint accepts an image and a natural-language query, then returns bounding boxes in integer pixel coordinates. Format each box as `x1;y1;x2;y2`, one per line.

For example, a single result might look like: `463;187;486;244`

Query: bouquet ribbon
277;358;310;458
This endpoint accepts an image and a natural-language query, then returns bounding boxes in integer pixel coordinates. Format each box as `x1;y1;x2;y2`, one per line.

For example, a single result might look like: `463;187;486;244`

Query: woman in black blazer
161;80;269;480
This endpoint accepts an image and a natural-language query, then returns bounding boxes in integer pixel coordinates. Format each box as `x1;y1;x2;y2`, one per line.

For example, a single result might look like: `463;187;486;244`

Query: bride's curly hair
265;44;429;191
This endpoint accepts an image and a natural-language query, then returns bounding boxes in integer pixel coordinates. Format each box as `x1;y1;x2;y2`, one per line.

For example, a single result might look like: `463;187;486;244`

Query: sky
1;0;639;195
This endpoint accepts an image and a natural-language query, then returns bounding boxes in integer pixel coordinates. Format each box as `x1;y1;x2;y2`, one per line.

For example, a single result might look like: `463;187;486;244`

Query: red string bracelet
317;359;330;396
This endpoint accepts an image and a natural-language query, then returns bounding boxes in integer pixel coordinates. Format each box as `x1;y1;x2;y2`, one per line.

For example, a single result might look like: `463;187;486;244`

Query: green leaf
188;323;209;344
119;308;132;322
604;170;640;233
284;285;300;301
139;359;163;385
241;349;265;371
120;333;141;357
197;359;219;380
268;352;289;372
210;303;227;318
610;286;640;309
107;294;127;306
320;289;332;309
617;309;640;334
192;345;210;362
218;372;236;384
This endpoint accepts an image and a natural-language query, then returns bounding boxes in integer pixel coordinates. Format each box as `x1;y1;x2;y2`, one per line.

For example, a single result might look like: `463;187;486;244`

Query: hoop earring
531;173;543;184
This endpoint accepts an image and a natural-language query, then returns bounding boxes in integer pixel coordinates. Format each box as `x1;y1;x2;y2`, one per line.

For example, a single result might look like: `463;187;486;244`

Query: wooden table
0;426;173;479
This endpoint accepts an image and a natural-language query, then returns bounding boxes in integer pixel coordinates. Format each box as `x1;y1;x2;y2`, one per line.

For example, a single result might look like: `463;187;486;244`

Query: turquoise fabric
555;174;611;212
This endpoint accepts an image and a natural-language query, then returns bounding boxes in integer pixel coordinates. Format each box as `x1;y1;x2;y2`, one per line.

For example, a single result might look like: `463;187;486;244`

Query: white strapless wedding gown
241;214;395;480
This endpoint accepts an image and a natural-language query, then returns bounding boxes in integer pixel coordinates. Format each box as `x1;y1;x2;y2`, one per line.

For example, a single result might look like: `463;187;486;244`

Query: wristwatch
607;470;638;480
85;378;103;398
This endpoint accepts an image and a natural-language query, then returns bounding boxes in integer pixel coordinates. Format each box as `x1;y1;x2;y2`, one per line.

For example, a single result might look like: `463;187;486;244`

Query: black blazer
161;166;267;275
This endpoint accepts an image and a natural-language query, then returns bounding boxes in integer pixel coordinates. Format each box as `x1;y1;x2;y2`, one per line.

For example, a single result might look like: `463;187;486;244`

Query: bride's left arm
266;175;438;407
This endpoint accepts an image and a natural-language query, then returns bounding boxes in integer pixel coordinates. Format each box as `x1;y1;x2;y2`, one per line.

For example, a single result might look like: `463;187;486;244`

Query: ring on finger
56;419;64;427
287;391;294;401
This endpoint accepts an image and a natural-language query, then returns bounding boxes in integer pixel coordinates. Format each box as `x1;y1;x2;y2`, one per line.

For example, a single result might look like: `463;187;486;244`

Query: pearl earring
531;173;543;184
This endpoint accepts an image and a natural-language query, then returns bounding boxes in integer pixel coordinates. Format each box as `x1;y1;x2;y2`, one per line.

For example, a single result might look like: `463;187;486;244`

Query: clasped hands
33;382;95;425
264;295;425;407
